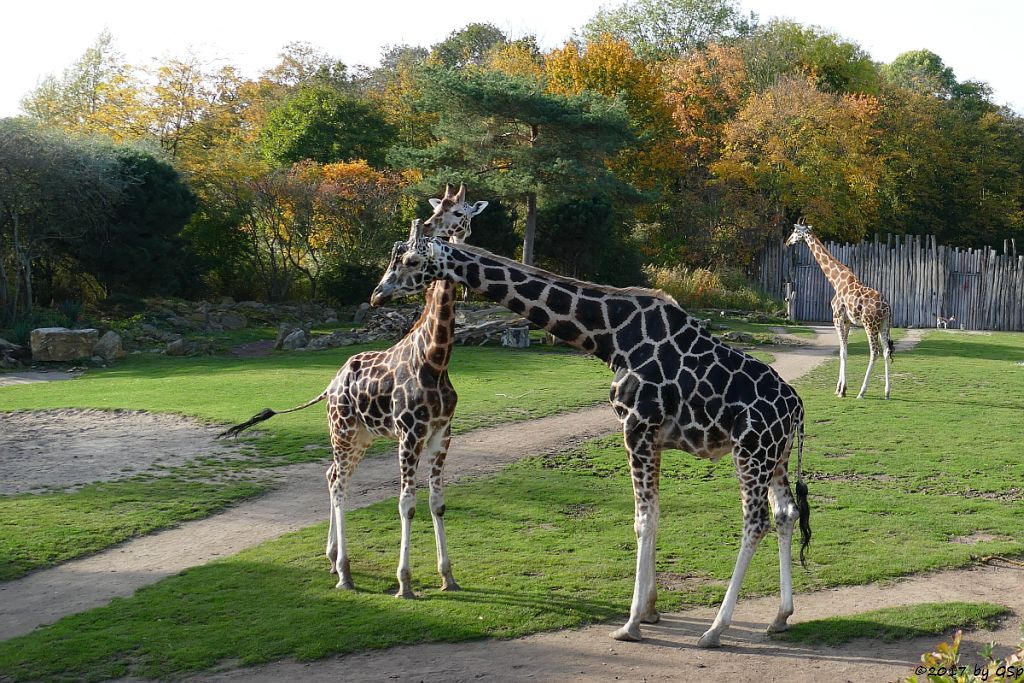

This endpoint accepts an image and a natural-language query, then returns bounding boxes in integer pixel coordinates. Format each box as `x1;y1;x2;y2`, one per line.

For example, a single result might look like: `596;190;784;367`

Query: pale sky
2;0;1021;117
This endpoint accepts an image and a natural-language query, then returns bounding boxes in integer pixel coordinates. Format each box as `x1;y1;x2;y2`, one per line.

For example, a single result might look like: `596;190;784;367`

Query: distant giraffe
370;228;811;648
220;184;487;597
787;222;895;399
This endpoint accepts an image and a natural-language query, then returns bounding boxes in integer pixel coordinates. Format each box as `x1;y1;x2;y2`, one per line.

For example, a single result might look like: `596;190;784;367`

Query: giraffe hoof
441;579;461;592
610;624;642;642
641;611;661;625
767;620;790;634
328;565;338;575
335;579;355;590
395;589;417;599
696;630;722;648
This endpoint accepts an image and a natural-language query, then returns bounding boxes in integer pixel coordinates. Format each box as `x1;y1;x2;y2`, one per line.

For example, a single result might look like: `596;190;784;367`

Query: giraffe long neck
803;233;854;290
433;241;677;366
406;280;456;372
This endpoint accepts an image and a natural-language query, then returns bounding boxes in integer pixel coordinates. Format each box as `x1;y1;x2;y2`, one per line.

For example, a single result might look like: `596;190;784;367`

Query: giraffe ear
428;198;442;209
469;200;488;217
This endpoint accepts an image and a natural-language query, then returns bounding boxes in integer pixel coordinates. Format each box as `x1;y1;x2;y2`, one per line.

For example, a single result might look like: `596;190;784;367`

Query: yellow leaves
486;42;544;83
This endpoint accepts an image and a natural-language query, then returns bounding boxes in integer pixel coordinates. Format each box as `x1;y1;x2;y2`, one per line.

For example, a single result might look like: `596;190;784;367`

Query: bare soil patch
0;409;246;495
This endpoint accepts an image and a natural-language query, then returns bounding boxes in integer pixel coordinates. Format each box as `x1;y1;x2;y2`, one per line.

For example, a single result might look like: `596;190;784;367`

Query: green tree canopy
391;67;635;264
583;0;754;61
429;23;508;68
259;85;396;167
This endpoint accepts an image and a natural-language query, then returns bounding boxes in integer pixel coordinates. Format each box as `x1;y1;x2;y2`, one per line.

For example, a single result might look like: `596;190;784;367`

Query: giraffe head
370;220;440;307
423;183;488;245
785;220;814;247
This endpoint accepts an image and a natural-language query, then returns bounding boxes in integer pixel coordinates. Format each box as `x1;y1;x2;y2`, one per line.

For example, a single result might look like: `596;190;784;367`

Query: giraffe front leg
699;460;770;648
426;427;460;591
834;317;849;397
395;432;423;599
610;426;661;642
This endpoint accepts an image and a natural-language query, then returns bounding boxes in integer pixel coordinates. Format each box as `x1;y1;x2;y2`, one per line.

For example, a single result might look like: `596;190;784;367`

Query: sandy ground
0;409;245;494
9;324;989;683
0;369;81;387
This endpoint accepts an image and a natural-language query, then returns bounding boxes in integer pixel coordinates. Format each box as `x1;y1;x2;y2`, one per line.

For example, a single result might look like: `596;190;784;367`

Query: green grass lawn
779;602;1011;646
0;342;611;580
1;331;1022;681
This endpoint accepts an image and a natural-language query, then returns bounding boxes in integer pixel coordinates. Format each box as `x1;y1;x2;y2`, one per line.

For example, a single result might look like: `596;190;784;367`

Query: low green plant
646;265;782;313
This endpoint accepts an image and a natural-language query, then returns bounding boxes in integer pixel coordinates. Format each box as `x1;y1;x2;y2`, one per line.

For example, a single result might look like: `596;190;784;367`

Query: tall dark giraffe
787;222;894;399
220;185;488;598
370;227;811;648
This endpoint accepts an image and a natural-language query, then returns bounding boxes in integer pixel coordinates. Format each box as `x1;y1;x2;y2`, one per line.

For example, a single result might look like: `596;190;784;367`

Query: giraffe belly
659;412;733;461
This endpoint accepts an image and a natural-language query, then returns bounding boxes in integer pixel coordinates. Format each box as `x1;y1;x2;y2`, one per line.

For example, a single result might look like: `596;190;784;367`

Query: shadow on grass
0;558;623;681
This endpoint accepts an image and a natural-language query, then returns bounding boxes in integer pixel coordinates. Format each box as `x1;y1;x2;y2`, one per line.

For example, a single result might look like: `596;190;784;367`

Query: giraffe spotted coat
371;235;811;648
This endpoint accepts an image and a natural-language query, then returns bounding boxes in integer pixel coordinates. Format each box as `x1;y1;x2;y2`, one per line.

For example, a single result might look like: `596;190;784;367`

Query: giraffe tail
216;388;330;439
794;408;812;568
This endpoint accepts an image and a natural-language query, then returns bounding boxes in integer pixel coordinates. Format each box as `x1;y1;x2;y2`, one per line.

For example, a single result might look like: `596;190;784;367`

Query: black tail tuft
795;479;812;567
217;408;276;439
887;337;895;359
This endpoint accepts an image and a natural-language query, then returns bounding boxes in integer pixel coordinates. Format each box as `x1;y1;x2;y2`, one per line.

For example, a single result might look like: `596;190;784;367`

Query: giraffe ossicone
220;184;487;598
786;222;894;399
371;234;812;647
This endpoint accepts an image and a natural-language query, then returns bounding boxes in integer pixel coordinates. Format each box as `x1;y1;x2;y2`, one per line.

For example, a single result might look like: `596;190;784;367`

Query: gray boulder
30;327;99;362
166;339;189;356
274;323;297;350
281;329;308;350
93;331;126;361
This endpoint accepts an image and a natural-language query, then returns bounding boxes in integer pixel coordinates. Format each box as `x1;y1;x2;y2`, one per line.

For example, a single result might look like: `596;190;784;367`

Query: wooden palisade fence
754;234;1024;330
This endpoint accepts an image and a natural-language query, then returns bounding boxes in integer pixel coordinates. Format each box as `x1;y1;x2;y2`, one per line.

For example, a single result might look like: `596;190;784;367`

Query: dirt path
194;560;1023;683
0;327;921;645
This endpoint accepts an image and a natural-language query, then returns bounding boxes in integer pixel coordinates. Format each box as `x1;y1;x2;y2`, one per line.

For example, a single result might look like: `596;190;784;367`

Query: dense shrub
647;264;781;312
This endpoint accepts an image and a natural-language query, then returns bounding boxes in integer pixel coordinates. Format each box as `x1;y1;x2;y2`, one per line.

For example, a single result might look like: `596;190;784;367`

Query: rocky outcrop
30;328;99;362
280;329;309;350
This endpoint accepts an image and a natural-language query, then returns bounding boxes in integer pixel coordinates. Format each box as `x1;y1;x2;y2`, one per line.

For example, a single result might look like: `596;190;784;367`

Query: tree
582;0;754;61
713;75;883;247
20;30;146;141
259;85;396;167
739;21;879;96
546;35;682;190
882;49;957;98
429;23;508;68
0;119;125;321
60;147;198;297
393;67;634;265
535;197;643;285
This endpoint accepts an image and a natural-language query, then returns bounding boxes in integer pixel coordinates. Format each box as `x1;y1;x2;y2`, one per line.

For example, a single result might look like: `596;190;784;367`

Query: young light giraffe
220;184;488;597
786;222;895;399
370;230;811;647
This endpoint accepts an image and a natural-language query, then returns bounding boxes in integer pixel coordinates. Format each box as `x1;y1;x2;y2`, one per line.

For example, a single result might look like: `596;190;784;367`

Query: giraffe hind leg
767;462;799;633
698;445;772;648
395;430;425;599
425;425;460;591
857;326;881;399
329;423;371;590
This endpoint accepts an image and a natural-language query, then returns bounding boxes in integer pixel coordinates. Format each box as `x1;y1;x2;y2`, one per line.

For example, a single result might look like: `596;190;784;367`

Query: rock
220;296;236;305
166;339;188;356
93;331;126;361
274;324;298;350
30;327;100;362
0;337;18;352
140;323;163;337
353;302;370;324
218;311;247;330
1;355;21;369
281;329;308;350
167;316;200;332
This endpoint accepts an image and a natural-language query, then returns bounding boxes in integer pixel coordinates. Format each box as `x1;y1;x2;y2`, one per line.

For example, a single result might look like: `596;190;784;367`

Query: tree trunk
522;191;537;266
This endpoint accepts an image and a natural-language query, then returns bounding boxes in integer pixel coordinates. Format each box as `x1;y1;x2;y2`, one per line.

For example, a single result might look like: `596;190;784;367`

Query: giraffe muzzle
370;284;394;307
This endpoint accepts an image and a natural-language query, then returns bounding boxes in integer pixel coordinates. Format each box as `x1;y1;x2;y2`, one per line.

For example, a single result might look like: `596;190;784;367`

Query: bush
646;265;782;312
0;309;75;345
901;629;1023;682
